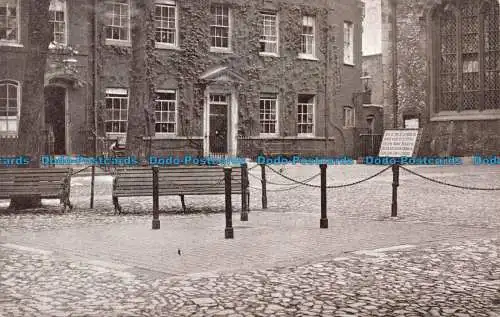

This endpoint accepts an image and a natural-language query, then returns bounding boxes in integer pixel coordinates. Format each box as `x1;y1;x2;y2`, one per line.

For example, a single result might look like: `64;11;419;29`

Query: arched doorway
44;85;67;155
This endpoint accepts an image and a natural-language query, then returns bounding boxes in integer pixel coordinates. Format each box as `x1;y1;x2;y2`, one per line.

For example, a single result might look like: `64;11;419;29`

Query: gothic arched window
435;0;500;112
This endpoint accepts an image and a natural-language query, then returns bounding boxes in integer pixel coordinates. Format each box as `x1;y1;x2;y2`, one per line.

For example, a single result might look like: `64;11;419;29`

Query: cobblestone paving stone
0;238;499;316
0;164;499;232
0;164;499;316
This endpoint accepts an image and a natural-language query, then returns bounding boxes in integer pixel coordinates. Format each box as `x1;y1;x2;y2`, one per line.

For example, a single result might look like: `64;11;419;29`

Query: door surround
203;87;238;157
44;84;69;155
200;66;246;157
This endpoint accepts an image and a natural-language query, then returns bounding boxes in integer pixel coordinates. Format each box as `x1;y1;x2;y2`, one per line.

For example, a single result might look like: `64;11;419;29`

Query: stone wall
0;0;93;156
96;0;364;157
362;53;383;105
381;0;500;156
0;0;364;157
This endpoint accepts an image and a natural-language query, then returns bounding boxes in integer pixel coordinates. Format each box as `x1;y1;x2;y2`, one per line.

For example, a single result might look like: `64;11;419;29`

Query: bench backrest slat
113;166;245;197
0;168;72;199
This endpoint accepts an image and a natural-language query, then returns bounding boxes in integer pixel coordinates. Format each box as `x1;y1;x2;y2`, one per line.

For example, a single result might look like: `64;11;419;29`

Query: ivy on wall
93;0;341;154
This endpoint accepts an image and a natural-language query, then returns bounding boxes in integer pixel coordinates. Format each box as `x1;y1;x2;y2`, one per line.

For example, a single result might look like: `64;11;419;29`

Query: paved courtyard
0;164;499;316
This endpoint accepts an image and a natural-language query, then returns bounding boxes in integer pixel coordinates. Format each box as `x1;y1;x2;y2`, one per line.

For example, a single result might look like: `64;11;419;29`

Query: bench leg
180;195;186;213
61;196;73;213
113;196;122;215
247;191;250;212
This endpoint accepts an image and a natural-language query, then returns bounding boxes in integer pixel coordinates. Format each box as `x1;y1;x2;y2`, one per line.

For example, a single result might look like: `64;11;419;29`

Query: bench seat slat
0;171;70;175
0;176;70;181
114;181;243;186
158;172;241;177
0;191;62;196
116;179;240;185
0;169;71;174
1;181;65;185
114;190;242;197
0;195;61;199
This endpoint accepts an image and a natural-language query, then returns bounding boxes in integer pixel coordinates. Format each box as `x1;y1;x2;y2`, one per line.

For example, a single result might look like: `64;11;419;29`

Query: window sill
0;134;18;139
298;54;318;61
296;134;316;138
106;133;127;139
155;43;180;50
259;52;279;57
210;47;232;54
0;42;23;48
144;135;203;140
344;62;355;67
48;43;67;49
105;40;131;47
431;111;500;121
240;136;335;140
258;133;280;138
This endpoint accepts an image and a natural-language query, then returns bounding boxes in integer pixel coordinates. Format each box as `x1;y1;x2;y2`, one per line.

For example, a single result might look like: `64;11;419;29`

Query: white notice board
378;129;421;157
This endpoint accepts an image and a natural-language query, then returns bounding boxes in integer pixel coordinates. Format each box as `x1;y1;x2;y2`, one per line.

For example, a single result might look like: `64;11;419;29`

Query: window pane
0;85;6;99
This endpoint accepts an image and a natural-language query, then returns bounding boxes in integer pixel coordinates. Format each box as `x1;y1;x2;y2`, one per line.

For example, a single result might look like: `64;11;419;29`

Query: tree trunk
10;0;52;210
127;0;155;162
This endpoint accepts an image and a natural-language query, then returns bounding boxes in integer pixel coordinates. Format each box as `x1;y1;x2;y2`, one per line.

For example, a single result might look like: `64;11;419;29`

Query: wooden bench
0;168;73;211
112;165;249;214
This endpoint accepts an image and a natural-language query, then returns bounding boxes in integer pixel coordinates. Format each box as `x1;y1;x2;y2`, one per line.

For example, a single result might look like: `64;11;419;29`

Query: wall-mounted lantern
360;73;372;104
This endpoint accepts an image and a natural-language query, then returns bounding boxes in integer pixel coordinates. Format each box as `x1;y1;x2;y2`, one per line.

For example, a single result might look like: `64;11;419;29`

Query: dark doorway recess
45;86;66;155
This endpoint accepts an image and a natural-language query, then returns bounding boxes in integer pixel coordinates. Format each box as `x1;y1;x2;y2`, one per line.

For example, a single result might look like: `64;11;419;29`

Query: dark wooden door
209;102;228;156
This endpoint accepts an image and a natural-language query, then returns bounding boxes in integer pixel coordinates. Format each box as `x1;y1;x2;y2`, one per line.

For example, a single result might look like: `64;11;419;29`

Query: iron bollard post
320;164;328;228
260;163;267;209
391;164;399;217
152;166;160;229
241;163;249;221
224;167;234;238
90;165;95;209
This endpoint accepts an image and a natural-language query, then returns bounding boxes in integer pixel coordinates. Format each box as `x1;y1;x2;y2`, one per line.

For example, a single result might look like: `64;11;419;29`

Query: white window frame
259;12;279;56
105;0;131;46
154;89;177;136
155;0;178;49
298;16;316;60
0;79;20;137
105;88;129;136
344;21;354;65
0;0;21;46
48;0;67;48
343;106;355;128
297;94;315;136
210;4;231;53
259;93;279;136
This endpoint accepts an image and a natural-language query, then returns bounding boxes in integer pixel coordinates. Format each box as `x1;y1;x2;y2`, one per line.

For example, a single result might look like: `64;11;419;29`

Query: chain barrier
248;170;321;186
247;164;259;171
266;165;392;189
248;183;304;192
400;166;500;191
71;166;91;176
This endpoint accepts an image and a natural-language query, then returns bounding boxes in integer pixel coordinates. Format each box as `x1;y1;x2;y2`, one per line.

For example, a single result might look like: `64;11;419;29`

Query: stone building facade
0;0;365;158
381;0;500;156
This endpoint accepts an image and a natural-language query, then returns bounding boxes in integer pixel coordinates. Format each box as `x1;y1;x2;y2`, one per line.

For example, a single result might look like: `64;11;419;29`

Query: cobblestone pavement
0;237;498;316
0;164;499;316
1;212;497;276
0;164;499;232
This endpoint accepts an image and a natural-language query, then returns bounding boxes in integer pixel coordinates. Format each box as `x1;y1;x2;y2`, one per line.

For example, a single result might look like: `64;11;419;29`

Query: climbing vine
93;1;341;156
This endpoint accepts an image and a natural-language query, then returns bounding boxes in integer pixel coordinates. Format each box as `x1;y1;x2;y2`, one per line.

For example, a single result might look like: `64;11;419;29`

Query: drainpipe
324;25;329;153
391;0;398;128
323;5;331;154
93;0;98;156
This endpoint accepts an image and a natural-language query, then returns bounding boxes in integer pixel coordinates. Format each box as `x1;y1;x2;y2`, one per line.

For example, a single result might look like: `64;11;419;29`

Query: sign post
378;129;421;217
